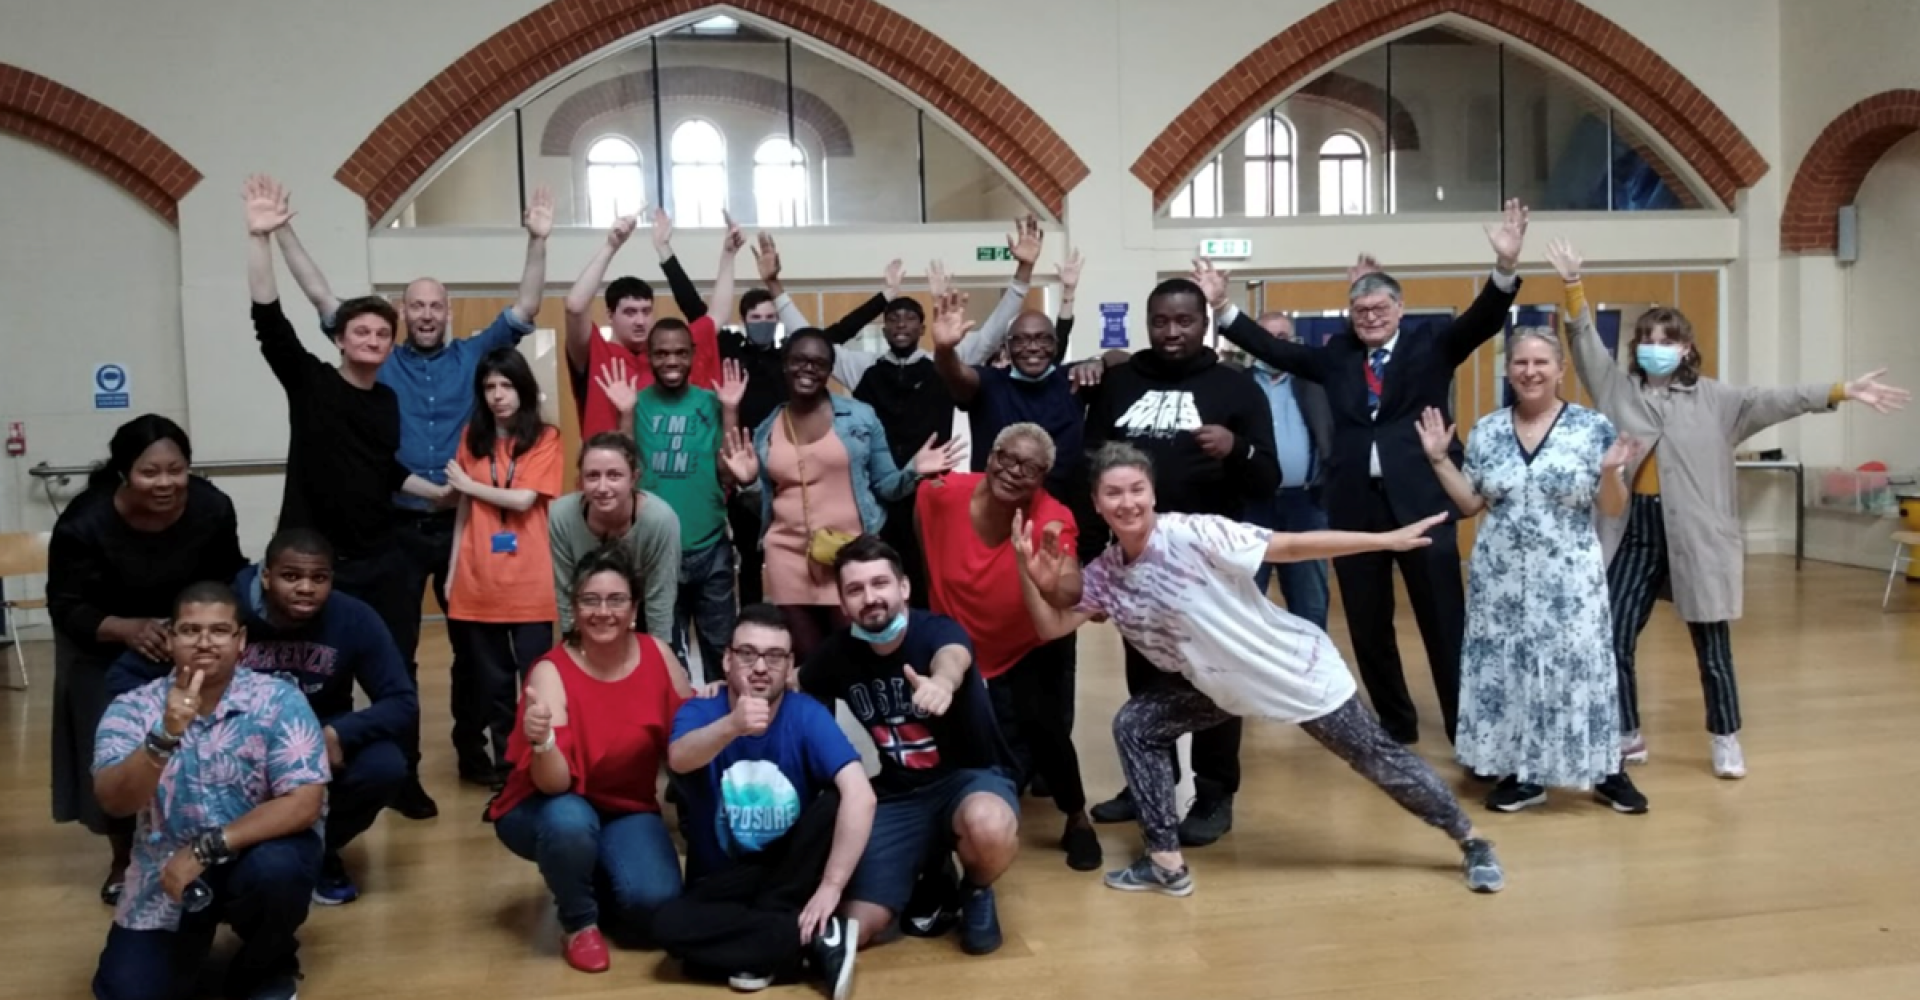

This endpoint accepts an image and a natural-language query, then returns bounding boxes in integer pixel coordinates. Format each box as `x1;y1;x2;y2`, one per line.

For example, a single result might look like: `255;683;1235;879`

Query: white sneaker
1711;734;1746;779
1621;730;1649;765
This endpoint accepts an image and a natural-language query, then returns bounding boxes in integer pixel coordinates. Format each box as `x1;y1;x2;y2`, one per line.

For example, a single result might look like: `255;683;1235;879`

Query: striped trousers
1606;494;1741;736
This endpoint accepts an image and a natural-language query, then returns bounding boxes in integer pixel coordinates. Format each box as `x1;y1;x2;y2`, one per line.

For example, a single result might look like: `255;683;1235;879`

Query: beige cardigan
1565;290;1834;622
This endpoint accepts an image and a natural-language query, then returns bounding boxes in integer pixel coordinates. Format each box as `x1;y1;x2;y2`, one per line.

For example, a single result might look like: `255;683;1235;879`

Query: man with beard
799;536;1018;956
653;605;874;997
1077;277;1280;847
108;530;418;907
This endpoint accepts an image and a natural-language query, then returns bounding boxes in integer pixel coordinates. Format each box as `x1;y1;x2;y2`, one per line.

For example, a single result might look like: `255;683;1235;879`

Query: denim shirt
367;308;533;510
752;395;917;541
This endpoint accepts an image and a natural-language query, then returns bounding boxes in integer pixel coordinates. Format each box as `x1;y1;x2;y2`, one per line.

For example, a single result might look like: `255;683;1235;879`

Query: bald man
1243;312;1334;629
272;186;555;813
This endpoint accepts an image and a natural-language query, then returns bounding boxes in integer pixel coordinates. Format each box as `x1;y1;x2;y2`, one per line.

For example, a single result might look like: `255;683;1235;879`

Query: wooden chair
1883;531;1920;612
0;532;51;689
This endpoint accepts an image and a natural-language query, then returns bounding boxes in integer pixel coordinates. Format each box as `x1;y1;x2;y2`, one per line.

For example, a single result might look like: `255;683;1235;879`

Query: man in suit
1195;199;1529;746
1244;312;1335;630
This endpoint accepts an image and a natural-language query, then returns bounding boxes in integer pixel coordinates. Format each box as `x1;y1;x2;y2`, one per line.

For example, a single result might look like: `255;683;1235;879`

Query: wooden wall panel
1676;271;1721;379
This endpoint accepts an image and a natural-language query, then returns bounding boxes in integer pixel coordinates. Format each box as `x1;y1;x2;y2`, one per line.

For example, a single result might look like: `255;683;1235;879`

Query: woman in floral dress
1416;329;1647;814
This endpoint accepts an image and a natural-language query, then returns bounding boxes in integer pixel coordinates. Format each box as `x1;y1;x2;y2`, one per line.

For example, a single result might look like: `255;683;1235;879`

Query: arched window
753;136;809;227
585;136;645;227
1243;112;1295;217
1169;156;1222;219
670;119;728;226
1318;133;1369;216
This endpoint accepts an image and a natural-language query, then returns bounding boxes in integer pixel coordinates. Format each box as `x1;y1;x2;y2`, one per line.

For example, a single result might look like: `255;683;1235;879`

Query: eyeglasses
1350;303;1400;320
1007;334;1057;351
577;594;634;611
786;355;831;374
990;449;1048;480
172;622;240;643
729;645;793;668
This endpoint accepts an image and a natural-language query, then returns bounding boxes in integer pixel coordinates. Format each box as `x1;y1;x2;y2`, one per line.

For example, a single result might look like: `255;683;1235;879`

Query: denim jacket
752;395;917;542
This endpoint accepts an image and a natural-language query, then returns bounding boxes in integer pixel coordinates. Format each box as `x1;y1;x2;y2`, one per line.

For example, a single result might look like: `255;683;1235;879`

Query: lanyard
488;454;517;489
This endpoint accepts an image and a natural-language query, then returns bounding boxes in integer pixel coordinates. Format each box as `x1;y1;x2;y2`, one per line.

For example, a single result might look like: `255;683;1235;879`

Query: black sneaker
1484;776;1548;813
958;884;1002;956
901;855;959;938
808;914;858;1000
1061;821;1103;872
1593;772;1649;814
1090;787;1137;824
1177;792;1233;847
390;778;439;821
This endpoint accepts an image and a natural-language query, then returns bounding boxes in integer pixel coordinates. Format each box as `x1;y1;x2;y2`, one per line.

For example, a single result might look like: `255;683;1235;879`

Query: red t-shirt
486;639;683;820
916;472;1079;679
576;316;721;439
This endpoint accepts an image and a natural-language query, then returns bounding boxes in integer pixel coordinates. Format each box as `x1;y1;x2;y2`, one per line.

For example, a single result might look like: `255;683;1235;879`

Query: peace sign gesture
165;669;206;739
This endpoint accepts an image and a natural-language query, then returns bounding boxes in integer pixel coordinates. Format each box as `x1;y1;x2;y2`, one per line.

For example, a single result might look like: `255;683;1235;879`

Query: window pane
404;115;523;226
1285;45;1386;216
1192;160;1220;218
753;136;808;226
1169;185;1193;219
515;39;659;228
1502;49;1611;210
1610;114;1692;211
1244;160;1271;216
587;162;646;227
922;124;1030;222
1387;26;1499;213
1245;121;1269;157
1318;134;1368;215
790;43;918;223
588;136;641;164
655;26;784;227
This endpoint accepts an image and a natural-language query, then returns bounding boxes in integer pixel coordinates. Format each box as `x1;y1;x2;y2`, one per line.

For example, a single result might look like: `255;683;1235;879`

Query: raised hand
719;427;760;485
930;289;972;351
902;666;953;717
523;185;555;240
651;206;673;255
911;434;966;477
1192;424;1235;459
1601;433;1645;473
1059;248;1085;291
717;359;748;411
164;668;206;739
720;212;745;256
883;258;905;301
608;214;639;250
1346;254;1383;285
241;175;294;235
1486;198;1530;270
1385;512;1447;551
1415;407;1455;463
1190;257;1230;311
1011;510;1068;596
752;231;782;282
730;693;773;737
1845;369;1912;413
927;259;951;298
523;685;554;747
1545;238;1582;282
1008;214;1043;265
595;356;639;416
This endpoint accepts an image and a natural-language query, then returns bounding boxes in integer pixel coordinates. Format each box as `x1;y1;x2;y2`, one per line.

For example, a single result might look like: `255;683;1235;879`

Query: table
1736;460;1804;569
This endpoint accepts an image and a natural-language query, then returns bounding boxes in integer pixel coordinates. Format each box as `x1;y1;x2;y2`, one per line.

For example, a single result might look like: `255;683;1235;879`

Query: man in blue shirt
271;186;554;811
654;604;874;998
1245;312;1335;629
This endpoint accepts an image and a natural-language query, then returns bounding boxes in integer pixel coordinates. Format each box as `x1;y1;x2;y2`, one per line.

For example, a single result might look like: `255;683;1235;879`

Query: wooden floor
5;555;1920;999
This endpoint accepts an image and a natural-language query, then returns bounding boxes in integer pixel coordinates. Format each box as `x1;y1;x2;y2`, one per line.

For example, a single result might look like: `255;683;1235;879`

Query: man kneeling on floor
91;581;330;1000
109;529;418;908
653;604;875;997
799;536;1020;956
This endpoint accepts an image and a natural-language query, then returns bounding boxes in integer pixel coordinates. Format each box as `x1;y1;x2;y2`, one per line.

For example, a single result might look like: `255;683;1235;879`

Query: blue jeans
1247;488;1331;630
675;540;737;685
93;831;322;1000
494;793;683;936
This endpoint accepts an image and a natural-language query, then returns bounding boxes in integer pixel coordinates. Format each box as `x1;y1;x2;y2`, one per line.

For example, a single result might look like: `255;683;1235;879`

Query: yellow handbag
786;407;858;567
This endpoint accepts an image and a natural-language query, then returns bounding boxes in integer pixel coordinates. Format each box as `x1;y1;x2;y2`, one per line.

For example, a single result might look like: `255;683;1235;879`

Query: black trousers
331;543;423;770
1123;643;1242;796
878;497;930;610
447;620;552;772
988;635;1087;814
652;789;840;978
728;491;765;607
1332;480;1464;743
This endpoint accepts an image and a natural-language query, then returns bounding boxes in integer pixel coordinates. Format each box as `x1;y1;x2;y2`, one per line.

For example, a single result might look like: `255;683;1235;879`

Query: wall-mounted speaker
1837;204;1859;264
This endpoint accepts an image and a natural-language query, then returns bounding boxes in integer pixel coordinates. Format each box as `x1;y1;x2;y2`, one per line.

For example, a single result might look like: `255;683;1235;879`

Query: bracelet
531;733;558;755
143;732;176;764
191;829;233;867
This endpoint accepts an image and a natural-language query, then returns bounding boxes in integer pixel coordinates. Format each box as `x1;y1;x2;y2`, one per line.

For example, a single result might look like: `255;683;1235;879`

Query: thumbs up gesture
731;694;773;737
903;665;953;717
523;685;554;748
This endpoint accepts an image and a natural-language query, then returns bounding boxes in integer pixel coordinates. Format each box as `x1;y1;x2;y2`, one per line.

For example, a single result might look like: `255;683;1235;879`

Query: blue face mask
1635;343;1683;377
849;611;908;645
1009;365;1057;383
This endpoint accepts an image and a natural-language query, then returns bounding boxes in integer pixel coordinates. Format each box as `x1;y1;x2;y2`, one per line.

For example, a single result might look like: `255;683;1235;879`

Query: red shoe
564;927;610;973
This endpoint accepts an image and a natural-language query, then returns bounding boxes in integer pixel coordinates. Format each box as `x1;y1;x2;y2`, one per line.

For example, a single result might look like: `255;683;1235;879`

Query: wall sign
93;363;130;410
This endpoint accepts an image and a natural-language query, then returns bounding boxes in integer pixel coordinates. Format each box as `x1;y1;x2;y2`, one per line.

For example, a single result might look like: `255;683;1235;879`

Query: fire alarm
5;422;25;457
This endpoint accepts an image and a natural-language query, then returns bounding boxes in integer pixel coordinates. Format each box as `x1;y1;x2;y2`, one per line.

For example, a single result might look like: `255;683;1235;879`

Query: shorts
844;767;1019;914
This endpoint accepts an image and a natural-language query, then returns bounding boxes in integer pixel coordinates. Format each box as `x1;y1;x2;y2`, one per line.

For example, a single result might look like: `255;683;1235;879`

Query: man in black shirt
800;536;1017;957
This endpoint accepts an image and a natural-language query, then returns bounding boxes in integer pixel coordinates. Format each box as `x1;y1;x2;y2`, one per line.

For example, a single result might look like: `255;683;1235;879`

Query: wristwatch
144;726;181;763
190;828;234;867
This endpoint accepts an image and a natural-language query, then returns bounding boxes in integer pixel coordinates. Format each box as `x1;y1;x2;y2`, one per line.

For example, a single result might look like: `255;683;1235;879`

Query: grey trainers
1461;838;1505;893
1103;855;1195;897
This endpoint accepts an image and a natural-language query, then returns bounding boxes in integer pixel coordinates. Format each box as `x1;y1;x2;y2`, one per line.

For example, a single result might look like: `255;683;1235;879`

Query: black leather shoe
390;778;439;820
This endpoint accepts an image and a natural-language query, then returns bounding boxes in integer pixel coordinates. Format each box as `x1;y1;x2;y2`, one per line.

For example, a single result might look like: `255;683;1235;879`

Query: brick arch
0;63;202;225
1781;90;1920;253
537;67;854;158
1131;0;1766;209
338;0;1087;224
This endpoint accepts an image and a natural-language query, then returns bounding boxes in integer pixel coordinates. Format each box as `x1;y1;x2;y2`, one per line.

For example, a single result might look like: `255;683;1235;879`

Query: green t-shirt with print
634;385;726;551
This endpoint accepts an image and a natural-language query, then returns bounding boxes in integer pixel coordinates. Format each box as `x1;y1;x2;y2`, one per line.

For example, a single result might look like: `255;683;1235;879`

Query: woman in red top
490;549;695;973
916;422;1098;872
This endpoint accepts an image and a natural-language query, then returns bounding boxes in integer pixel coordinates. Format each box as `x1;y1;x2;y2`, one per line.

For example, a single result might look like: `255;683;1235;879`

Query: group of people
43;175;1908;1000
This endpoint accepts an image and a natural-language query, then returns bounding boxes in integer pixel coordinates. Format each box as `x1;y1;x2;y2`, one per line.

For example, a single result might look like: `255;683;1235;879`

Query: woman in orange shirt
447;348;565;783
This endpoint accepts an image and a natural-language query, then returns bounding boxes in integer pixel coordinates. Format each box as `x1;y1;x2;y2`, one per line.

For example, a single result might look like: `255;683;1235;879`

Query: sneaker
1090;787;1137;824
1593;772;1649;814
1711;734;1746;779
901;855;959;938
246;974;301;1000
808;914;859;1000
1484;777;1548;813
1062;822;1103;872
958;884;1003;956
390;778;439;821
1177;791;1234;847
311;853;359;906
1621;730;1649;765
563;926;611;973
1461;838;1505;893
1103;854;1195;897
726;972;773;992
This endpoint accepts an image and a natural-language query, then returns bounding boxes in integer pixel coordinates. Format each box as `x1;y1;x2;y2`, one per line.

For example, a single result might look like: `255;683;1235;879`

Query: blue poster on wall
1596;309;1623;355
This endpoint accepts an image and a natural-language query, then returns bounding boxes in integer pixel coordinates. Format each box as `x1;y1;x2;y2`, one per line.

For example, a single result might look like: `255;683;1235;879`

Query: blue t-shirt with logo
671;690;860;882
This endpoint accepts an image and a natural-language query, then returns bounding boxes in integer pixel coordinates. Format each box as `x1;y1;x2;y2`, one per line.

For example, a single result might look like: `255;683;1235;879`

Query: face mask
849;611;908;645
1635;343;1683;377
745;321;779;347
1009;365;1056;383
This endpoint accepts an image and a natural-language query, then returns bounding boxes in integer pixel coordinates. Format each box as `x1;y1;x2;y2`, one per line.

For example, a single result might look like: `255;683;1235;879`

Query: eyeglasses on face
991;449;1047;480
1350;302;1400;320
786;355;831;374
577;594;634;611
728;645;793;668
172;622;240;642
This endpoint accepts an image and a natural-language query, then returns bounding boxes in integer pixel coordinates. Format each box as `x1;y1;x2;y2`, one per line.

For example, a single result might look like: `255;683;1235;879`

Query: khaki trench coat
1566;306;1834;622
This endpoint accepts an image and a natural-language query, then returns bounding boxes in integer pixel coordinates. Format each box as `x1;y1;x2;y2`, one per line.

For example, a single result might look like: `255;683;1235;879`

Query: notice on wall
1099;302;1129;349
93;363;130;410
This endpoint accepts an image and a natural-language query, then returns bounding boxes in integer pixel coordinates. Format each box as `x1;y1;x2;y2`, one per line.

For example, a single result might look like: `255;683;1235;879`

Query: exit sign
975;246;1013;261
1198;238;1253;259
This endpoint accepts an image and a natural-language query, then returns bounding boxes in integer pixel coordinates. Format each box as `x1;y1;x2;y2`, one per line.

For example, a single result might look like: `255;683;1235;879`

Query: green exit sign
976;246;1014;261
1198;238;1253;259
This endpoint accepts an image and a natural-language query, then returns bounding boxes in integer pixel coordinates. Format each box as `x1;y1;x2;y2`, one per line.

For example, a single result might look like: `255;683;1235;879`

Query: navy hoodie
106;564;418;756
